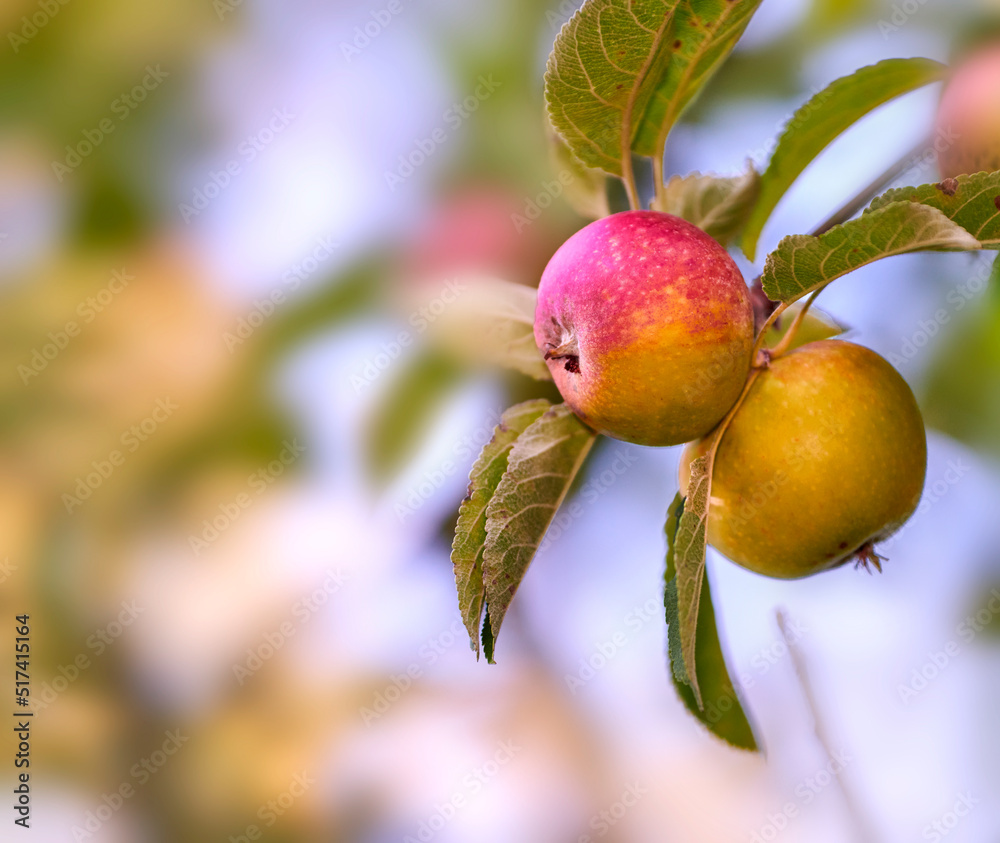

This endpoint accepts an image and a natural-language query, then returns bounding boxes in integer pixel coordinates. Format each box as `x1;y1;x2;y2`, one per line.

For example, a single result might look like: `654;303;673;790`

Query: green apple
680;340;927;579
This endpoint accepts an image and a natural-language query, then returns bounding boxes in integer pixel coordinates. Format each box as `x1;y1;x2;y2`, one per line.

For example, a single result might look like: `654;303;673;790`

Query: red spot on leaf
936;178;958;197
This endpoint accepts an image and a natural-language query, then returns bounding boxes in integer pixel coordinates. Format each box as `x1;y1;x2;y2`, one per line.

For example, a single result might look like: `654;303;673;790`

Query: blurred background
2;0;1000;840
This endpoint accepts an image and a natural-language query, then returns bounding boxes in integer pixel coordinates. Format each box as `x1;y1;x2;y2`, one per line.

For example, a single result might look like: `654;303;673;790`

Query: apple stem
767;289;822;361
751;302;790;366
696;301;792;504
696;302;789;467
652;155;665;208
622;163;641;212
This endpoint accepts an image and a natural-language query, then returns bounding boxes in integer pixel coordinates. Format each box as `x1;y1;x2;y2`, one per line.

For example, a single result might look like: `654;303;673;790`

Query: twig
751;302;789;364
622;156;641;212
749;135;933;330
776;609;880;843
810;135;933;235
767;289;821;361
652;154;665;209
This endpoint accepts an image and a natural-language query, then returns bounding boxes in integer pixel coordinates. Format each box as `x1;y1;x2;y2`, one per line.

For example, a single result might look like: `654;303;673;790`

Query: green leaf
804;0;870;35
247;256;383;375
632;0;766;159
482;610;497;663
761;202;981;304
967;582;1000;638
364;350;465;485
869;171;1000;249
482;404;597;660
763;302;845;351
547;112;611;220
922;258;1000;459
682;573;758;750
663;492;690;686
652;167;761;246
665;492;757;750
544;0;763;178
674;454;712;707
426;279;552;382
544;0;680;176
451;399;552;658
741;58;949;261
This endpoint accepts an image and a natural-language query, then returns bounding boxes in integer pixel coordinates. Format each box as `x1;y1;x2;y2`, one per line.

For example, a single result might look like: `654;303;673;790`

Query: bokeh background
2;0;1000;840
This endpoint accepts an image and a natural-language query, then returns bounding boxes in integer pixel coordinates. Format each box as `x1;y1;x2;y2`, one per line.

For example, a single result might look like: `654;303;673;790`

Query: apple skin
679;340;927;579
937;43;1000;178
534;211;754;447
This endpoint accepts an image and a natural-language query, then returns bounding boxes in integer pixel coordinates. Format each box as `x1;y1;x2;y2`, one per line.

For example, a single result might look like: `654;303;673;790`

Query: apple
937;42;1000;178
680;340;927;579
401;184;564;287
534;211;754;447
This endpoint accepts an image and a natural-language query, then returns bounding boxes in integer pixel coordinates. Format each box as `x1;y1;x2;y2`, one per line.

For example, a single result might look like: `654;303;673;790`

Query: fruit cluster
534;209;928;579
443;1;1000;751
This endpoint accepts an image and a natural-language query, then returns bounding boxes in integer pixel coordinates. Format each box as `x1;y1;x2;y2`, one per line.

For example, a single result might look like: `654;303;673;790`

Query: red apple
937;43;1000;178
401;184;561;287
534;211;754;447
